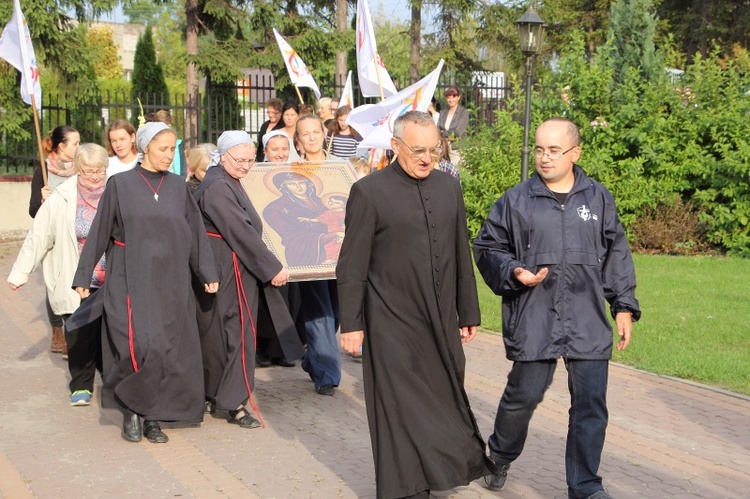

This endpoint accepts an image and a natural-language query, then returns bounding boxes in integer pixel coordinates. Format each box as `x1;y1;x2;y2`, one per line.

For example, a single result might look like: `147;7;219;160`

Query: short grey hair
73;143;109;173
317;97;332;108
393;111;437;139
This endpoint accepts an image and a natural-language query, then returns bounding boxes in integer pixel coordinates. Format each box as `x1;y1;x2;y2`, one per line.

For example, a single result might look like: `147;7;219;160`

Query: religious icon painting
240;161;359;281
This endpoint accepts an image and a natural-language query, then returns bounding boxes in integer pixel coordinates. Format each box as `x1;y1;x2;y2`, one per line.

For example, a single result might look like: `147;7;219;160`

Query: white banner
347;60;444;150
273;28;321;99
339;71;354;108
0;0;42;109
356;0;398;98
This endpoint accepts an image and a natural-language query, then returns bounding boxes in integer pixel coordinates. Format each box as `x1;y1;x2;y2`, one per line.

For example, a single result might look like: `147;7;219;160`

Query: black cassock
193;166;303;412
72;166;217;422
337;162;491;498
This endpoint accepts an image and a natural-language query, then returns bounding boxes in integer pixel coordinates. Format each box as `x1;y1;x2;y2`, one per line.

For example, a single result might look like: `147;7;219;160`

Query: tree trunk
335;0;348;97
185;0;200;148
409;0;422;84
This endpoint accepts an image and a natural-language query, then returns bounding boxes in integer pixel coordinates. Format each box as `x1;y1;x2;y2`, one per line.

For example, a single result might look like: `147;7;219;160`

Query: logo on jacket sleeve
577;204;598;221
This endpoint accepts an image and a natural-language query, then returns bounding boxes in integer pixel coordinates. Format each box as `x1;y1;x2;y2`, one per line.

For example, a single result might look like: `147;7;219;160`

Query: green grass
476;254;750;395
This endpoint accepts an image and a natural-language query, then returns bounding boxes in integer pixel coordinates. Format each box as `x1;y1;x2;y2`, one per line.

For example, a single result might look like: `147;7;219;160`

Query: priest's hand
271;268;290;287
8;283;23;291
340;330;364;355
514;266;548;287
75;286;90;299
204;282;219;293
460;325;477;343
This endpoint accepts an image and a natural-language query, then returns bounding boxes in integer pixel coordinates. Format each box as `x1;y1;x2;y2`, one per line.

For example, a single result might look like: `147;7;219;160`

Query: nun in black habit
72;122;219;444
337;111;493;498
193;131;303;429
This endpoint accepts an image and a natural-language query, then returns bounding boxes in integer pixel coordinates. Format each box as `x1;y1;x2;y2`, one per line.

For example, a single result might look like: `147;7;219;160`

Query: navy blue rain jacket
474;166;640;361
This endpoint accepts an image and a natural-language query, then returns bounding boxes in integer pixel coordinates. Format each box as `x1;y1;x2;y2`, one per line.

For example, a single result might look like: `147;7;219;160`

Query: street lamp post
516;5;546;181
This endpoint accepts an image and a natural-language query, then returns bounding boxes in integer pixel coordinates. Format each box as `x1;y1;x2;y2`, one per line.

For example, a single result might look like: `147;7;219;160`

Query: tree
87;25;123;80
606;0;660;87
657;1;750;63
131;27;169;109
122;0;170;25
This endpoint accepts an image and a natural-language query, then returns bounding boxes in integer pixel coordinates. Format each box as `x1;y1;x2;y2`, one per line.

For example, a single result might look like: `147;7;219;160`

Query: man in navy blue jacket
474;117;640;499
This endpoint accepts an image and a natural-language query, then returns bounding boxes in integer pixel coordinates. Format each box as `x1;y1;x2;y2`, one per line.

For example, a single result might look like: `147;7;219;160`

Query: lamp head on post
515;5;546;57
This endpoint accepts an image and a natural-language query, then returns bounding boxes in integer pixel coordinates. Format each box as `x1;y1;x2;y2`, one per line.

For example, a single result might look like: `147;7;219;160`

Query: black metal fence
1;72;510;175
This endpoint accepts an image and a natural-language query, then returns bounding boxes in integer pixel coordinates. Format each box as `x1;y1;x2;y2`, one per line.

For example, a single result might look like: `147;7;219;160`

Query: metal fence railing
1;72;511;175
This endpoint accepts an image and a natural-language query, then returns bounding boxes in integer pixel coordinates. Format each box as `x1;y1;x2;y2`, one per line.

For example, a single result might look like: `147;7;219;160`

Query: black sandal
227;407;260;429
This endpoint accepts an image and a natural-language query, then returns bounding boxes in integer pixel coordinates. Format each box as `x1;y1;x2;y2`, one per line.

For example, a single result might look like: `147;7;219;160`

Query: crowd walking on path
6;99;640;499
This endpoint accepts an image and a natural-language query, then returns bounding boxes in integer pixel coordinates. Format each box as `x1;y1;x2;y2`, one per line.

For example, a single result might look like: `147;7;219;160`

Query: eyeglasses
226;150;255;166
534;145;577;160
267;110;281;117
80;169;106;177
396;139;443;160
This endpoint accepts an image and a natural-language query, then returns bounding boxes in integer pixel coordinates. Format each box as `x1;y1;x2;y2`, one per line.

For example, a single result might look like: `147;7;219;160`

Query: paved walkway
0;241;748;498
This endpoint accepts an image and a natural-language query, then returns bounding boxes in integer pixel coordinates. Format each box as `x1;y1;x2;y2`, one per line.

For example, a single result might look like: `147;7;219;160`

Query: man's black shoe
256;353;272;368
122;412;142;442
143;420;169;443
315;385;335;396
272;357;296;367
484;463;510;491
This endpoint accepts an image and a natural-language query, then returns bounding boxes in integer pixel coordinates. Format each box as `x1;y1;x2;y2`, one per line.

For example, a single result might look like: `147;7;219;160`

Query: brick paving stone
1;242;750;498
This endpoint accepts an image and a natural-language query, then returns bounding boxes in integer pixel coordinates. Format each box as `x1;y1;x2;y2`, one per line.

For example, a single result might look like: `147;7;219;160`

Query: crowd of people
7;87;638;499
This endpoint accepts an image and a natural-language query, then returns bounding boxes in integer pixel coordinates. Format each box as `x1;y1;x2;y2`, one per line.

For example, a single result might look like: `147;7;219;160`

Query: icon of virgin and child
263;171;348;268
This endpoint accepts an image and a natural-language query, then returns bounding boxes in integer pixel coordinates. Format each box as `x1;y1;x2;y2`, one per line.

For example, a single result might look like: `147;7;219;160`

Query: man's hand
340;330;364;355
75;286;90;299
271;268;290;287
615;312;632;351
513;266;548;287
460;325;477;343
8;283;22;291
204;282;219;293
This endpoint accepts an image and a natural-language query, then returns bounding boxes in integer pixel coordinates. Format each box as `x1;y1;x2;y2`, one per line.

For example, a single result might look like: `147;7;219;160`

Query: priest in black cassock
337;111;493;498
73;122;219;444
193;131;304;429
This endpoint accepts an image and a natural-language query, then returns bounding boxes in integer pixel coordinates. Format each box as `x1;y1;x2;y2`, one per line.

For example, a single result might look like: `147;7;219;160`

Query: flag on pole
356;0;398;98
272;29;321;99
347;60;444;150
0;0;42;109
338;71;354;108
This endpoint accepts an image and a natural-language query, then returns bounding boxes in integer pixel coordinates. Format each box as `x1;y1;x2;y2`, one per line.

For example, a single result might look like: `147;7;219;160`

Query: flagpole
294;85;305;105
30;95;47;187
373;52;385;101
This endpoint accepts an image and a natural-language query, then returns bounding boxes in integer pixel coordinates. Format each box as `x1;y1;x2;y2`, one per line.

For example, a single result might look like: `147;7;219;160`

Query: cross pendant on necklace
154;194;159;201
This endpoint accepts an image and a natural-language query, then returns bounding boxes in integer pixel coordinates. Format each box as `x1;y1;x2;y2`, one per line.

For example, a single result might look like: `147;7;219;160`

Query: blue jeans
488;359;609;498
298;281;341;388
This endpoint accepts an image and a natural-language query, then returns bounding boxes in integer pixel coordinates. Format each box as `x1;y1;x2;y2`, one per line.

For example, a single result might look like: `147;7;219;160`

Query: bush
631;196;714;254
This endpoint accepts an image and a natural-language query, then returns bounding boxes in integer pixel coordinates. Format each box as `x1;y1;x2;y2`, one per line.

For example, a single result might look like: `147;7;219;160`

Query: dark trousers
63;297;103;393
46;294;63;327
488;359;609;498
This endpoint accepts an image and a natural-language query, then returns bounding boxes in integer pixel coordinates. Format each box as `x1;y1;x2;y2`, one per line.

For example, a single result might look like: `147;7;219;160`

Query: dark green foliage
131;28;169;106
461;32;750;256
606;0;660;88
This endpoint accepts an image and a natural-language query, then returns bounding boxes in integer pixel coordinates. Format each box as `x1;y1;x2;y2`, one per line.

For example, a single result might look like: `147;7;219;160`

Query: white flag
0;0;42;109
356;0;398;98
339;71;354;108
347;60;444;150
273;29;321;99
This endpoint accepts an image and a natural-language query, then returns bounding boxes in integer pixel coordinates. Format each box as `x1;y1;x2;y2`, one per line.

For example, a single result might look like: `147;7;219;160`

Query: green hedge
461;35;750;256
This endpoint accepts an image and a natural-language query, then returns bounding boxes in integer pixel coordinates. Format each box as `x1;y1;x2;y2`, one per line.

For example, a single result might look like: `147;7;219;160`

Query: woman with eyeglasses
8;144;110;407
71;122;219;444
193;131;302;428
255;98;284;163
